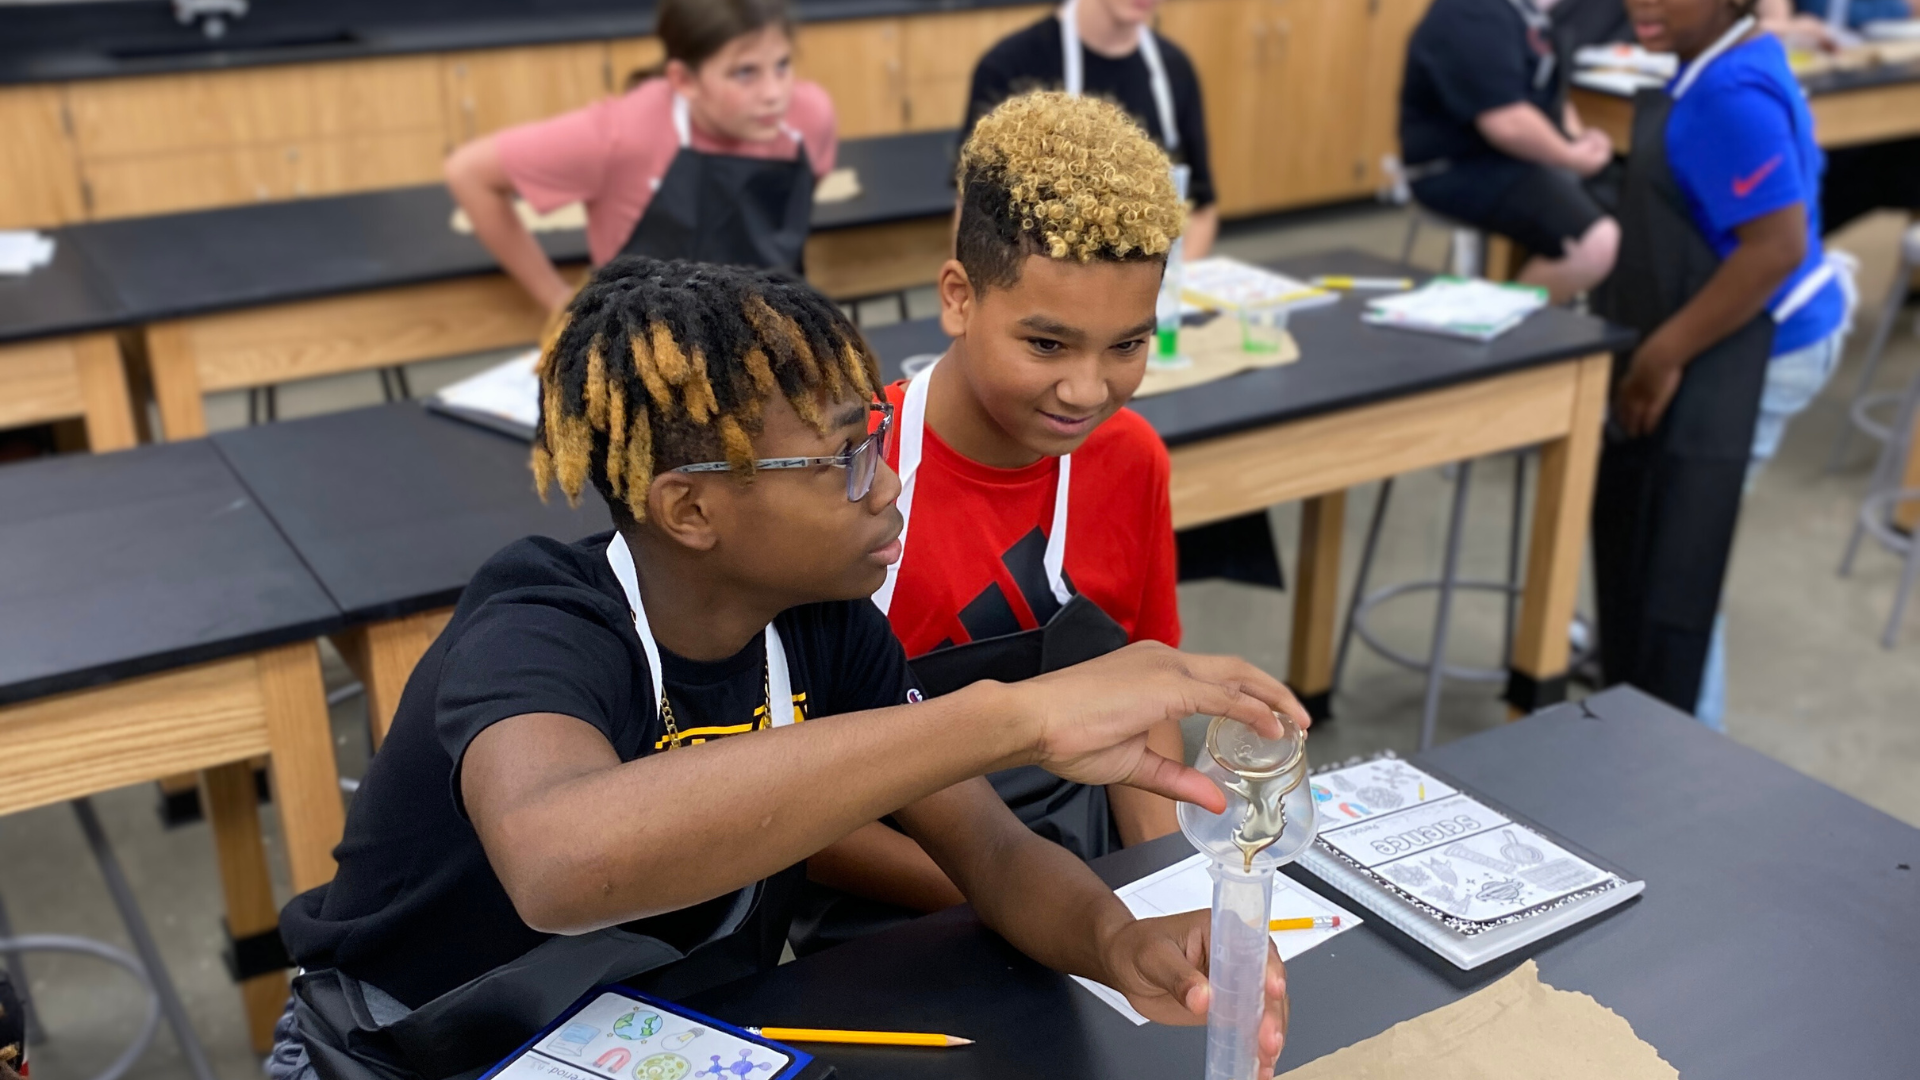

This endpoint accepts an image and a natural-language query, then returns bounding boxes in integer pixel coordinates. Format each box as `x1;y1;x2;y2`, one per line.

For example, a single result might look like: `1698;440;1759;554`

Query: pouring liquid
1222;771;1290;873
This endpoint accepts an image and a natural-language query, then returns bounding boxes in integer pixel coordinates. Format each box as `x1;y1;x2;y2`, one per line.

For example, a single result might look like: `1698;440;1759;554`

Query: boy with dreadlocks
797;91;1203;950
272;257;1300;1080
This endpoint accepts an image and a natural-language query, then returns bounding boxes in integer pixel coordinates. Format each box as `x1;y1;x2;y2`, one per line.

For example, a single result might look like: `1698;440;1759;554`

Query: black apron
617;94;813;272
290;871;804;1080
790;359;1129;955
290;535;810;1080
1589;81;1773;712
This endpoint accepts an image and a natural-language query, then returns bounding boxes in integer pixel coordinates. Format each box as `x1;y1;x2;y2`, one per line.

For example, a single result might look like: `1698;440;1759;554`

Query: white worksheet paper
1072;854;1360;1025
433;350;540;430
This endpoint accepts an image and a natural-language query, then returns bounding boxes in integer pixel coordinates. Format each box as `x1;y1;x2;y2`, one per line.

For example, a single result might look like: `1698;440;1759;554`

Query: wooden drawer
0;86;86;228
291;131;448;196
81;130;443;219
796;18;904;138
441;42;611;146
83;144;297;218
67;55;443;159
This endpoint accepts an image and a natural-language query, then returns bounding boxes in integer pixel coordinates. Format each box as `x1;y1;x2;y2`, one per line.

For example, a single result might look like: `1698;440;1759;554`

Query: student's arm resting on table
462;641;1295;935
1477;103;1613;176
444;136;576;316
897;773;1292;1071
1614;203;1806;435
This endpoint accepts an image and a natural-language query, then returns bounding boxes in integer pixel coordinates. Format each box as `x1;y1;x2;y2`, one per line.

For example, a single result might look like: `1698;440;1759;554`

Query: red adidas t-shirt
881;379;1181;659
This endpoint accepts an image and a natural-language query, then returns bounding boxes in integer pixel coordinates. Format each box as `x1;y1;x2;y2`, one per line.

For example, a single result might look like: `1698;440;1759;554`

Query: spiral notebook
1299;755;1643;970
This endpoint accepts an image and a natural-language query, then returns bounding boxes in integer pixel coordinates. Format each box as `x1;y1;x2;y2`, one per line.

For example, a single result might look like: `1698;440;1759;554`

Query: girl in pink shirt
445;0;838;315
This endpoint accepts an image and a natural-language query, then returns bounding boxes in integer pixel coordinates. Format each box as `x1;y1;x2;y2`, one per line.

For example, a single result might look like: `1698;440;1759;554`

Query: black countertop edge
1151;327;1638;450
0;0;1046;87
0;613;348;710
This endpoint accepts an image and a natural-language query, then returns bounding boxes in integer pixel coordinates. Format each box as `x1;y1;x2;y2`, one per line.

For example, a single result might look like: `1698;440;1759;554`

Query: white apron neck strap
872;358;938;615
671;93;693;148
1059;1;1085;97
1673;16;1756;100
1058;0;1178;150
1042;453;1073;607
607;533;793;727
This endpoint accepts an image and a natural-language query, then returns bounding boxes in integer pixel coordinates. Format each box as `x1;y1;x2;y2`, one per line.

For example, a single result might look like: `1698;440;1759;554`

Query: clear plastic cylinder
1178;713;1316;1080
1204;863;1273;1080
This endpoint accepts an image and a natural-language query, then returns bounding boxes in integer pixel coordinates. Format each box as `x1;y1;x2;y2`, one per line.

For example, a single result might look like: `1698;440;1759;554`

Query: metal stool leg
71;799;218;1080
1420;461;1475;750
0;895;46;1045
1885;518;1920;649
1333;477;1395;694
1829;245;1914;471
1502;454;1527;665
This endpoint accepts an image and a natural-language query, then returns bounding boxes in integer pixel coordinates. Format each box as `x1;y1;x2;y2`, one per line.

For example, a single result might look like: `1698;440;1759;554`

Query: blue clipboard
476;984;830;1080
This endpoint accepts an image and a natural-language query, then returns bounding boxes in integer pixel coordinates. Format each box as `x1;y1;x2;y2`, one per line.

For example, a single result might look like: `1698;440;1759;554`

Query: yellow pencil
749;1027;974;1048
1270;916;1342;931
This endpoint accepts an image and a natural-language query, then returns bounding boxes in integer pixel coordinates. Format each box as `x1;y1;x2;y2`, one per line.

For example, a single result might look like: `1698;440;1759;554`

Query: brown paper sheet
1279;961;1678;1080
1134;316;1300;399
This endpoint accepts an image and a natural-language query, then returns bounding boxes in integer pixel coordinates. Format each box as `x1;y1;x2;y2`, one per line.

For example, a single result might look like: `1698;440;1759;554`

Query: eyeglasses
671;400;894;502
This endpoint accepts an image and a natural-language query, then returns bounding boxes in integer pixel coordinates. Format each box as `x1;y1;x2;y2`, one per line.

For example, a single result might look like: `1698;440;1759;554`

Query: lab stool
0;801;217;1080
1828;219;1919;470
1380;154;1490;279
1332;453;1594;748
1839;370;1920;648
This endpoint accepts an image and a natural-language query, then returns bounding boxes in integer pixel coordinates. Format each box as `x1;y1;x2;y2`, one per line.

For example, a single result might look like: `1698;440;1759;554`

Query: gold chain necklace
658;656;773;751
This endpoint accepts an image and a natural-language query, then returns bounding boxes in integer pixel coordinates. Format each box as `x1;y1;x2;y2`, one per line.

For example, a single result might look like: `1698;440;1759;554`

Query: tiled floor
3;203;1914;1080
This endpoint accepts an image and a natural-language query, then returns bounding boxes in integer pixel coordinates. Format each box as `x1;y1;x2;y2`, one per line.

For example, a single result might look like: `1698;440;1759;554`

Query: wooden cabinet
1163;0;1389;215
66;56;446;219
1158;0;1265;215
1256;0;1373;207
608;37;666;91
1358;0;1433;191
66;57;443;158
441;42;611;147
0;87;86;228
0;4;1428;229
795;18;905;138
901;5;1049;133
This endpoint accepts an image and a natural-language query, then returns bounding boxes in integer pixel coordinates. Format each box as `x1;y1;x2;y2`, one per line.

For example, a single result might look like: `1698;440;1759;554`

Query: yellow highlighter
1312;275;1414;291
1270;916;1342;931
749;1027;974;1048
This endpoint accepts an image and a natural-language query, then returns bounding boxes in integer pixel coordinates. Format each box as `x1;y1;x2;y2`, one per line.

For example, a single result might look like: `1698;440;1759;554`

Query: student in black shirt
272;258;1301;1080
1400;0;1621;302
965;0;1219;257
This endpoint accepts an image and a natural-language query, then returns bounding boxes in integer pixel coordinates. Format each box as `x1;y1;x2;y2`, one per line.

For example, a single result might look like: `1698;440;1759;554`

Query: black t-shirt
1399;0;1564;170
963;16;1216;210
279;531;917;1008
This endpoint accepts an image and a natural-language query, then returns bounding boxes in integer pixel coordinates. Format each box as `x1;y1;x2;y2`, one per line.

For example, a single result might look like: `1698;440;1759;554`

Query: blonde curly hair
957;90;1185;286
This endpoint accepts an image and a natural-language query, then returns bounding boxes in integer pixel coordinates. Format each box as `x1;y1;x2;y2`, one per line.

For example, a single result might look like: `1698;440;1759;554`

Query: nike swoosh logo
1732;154;1784;198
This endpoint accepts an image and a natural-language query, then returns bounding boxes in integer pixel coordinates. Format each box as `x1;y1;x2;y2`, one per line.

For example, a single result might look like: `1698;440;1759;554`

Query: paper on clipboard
1071;854;1360;1025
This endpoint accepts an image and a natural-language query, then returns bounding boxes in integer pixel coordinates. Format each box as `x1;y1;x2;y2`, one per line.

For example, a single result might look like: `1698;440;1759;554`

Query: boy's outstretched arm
463;643;1298;937
897;775;1293;1074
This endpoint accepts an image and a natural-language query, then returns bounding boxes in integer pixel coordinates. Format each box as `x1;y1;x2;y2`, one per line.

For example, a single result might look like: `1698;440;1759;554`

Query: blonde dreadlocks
532;257;879;522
